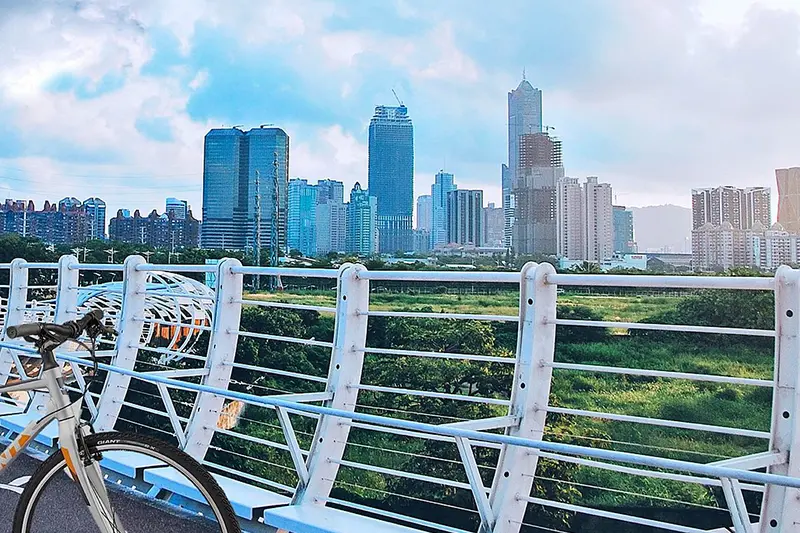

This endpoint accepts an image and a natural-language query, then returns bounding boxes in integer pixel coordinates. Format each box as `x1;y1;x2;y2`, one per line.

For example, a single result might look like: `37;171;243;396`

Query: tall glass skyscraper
430;171;456;248
368;105;414;253
287;178;317;257
346;182;378;255
201;126;289;252
506;77;543;250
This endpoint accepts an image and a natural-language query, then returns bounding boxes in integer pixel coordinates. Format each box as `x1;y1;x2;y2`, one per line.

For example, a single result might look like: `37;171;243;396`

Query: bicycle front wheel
13;432;240;533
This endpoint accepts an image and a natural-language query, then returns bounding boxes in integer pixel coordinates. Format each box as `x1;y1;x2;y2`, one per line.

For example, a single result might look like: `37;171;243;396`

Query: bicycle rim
14;433;240;533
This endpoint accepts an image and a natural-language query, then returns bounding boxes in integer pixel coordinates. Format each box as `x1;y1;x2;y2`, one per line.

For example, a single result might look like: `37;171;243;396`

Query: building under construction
512;132;564;255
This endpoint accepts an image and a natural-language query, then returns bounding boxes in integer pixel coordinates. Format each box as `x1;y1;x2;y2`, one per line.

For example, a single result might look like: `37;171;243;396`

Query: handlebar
7;310;108;341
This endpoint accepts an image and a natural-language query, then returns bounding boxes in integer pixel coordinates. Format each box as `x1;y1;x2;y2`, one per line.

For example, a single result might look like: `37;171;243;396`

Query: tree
633;289;773;347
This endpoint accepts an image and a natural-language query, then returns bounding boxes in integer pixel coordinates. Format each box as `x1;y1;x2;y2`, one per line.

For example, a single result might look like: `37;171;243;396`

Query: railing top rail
230;266;340;278
356;270;521;283
28;345;800;492
22;262;59;269
547;273;774;290
135;264;217;273
68;264;125;271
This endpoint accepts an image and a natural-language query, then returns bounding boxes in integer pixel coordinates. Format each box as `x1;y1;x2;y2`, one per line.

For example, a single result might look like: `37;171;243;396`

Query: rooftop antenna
260;123;274;128
522;67;526;81
392;88;404;107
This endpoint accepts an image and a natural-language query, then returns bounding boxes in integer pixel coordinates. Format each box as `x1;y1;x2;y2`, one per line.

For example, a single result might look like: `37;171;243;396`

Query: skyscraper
501;164;513;248
446;189;483;246
557;177;584;260
346;182;378;255
483;202;504;247
612;206;636;254
83;197;106;240
431;171;456;249
246;127;289;256
200;126;289;252
201;128;245;249
556;177;613;261
316;179;347;256
513;132;564;255
508;78;543;175
506;77;543;249
416;195;432;232
777;168;800;233
166;198;188;220
584;177;614;261
287;179;317;257
368;105;414;253
692;186;771;230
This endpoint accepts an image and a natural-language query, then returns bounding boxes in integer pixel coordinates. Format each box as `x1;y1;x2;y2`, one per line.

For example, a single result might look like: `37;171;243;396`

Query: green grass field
245;290;680;323
244;289;773;513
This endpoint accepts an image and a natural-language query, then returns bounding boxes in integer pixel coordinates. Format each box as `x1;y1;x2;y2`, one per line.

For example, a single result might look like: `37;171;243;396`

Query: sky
0;0;798;222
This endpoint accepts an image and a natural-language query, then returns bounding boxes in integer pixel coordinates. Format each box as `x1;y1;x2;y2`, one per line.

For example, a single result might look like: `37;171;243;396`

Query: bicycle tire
12;432;241;533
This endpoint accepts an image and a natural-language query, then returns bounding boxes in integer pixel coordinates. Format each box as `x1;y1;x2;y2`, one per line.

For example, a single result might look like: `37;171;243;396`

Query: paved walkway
0;455;221;533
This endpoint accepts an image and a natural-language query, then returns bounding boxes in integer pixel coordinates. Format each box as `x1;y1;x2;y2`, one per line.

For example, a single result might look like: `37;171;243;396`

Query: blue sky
0;0;798;221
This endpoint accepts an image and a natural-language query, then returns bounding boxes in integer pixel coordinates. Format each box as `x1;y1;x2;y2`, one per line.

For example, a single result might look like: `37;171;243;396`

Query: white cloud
289;125;368;195
411;22;480;82
543;1;800;209
188;69;208;90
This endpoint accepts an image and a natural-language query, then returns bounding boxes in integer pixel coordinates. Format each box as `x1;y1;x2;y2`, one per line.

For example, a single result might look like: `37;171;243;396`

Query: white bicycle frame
0;364;125;533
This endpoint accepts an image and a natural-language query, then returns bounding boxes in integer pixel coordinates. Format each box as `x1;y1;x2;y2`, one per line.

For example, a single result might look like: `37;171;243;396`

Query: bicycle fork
47;370;126;533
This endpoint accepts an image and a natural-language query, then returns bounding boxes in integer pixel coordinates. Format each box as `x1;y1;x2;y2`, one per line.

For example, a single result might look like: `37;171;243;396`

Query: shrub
557;304;610;344
632;290;774;348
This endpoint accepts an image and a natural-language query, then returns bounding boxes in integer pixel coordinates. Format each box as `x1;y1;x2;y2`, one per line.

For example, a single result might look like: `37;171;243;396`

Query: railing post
294;263;369;504
93;255;148;432
183;258;243;457
27;255;80;413
0;259;29;385
760;266;800;532
489;262;558;533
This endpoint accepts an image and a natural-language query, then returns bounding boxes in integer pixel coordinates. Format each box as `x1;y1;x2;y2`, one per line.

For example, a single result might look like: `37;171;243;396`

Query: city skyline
0;1;797;223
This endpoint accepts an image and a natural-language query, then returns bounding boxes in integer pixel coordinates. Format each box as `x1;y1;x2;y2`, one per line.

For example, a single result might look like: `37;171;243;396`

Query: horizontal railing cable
549;361;773;387
544;406;770;439
36;348;800;490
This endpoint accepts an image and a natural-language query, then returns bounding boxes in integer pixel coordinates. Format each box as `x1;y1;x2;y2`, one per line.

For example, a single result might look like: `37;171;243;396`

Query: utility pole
71;247;89;262
105;248;117;264
169;231;176;264
253;169;262;290
270;152;283;290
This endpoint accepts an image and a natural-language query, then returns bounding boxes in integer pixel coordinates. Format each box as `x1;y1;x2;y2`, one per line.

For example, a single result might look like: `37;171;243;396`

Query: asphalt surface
0;454;223;533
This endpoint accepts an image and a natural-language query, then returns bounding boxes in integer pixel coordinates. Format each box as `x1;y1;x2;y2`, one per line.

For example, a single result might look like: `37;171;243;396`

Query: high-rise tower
368;105;414;253
200;126;288;252
506;77;543;249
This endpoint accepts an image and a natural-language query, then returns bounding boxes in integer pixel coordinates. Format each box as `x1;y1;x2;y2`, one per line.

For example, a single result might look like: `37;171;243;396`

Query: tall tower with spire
505;77;543;249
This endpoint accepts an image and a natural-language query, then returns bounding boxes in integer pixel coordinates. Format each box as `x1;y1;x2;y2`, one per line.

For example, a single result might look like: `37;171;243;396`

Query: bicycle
0;310;241;533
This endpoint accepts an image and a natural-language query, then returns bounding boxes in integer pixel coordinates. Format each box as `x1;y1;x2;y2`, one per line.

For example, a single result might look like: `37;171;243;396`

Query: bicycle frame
0;359;124;533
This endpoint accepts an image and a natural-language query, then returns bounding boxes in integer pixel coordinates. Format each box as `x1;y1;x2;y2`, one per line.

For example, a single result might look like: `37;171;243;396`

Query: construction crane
392;88;404;107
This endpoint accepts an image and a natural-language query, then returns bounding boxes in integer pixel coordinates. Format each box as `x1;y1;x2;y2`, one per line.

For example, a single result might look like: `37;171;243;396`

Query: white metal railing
0;256;796;533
